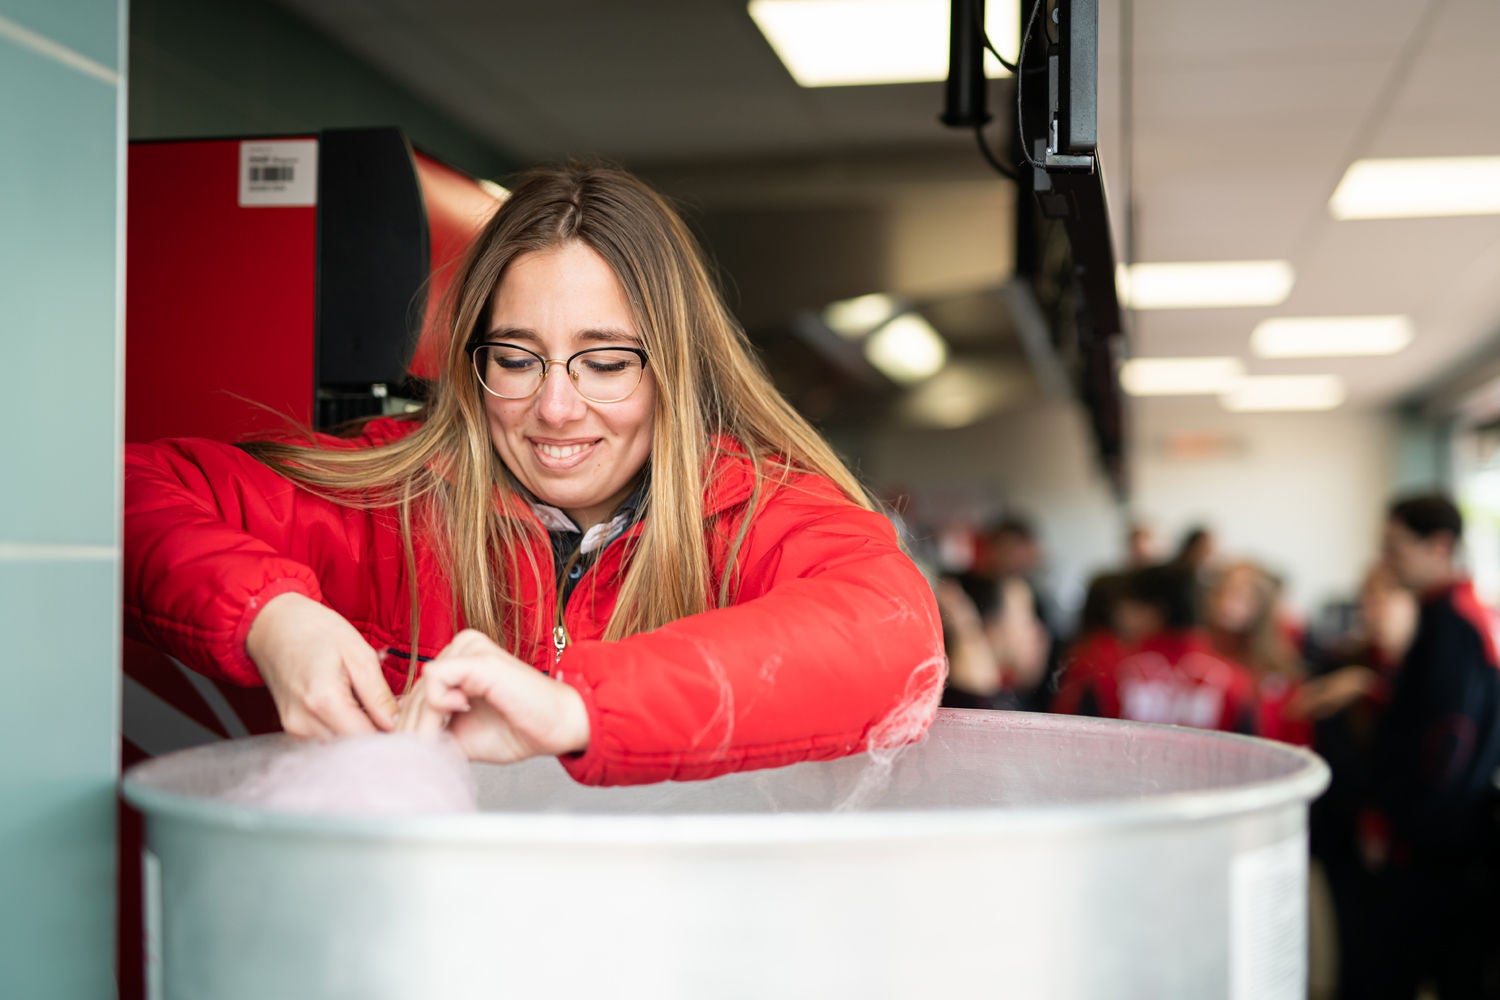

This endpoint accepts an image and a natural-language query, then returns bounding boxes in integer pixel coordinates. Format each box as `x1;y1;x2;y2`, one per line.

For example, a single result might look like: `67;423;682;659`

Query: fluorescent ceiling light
748;0;1018;87
864;313;947;383
477;179;510;201
822;293;900;339
1330;156;1500;220
1222;375;1345;412
1120;357;1244;396
1117;260;1295;310
1251;315;1413;358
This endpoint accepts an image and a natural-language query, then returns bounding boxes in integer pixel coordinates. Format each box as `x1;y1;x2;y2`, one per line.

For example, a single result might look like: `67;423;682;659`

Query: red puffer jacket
124;418;945;785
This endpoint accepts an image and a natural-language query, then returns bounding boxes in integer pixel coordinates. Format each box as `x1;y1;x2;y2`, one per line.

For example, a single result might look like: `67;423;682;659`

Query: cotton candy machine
121;709;1327;999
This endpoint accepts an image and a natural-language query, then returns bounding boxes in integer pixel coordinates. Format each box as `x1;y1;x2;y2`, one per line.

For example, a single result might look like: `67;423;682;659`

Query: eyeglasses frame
467;340;650;404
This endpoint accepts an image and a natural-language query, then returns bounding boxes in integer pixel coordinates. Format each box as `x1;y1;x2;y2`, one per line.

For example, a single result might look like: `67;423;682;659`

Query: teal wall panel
0;0;121;71
0;560;121;999
0;34;120;547
0;4;124;998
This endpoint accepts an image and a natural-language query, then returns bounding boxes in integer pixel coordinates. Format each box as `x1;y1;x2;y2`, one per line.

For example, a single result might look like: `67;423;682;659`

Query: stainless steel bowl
122;708;1328;999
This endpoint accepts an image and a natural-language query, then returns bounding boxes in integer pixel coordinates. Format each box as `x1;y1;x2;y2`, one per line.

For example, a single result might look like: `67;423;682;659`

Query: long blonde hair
246;162;872;658
1206;561;1303;679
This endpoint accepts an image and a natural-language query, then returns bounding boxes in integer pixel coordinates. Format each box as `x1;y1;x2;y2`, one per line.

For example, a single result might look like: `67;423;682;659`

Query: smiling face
479;240;656;531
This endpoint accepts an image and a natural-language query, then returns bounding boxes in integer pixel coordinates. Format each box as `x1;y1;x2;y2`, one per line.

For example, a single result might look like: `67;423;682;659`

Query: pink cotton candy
226;733;478;815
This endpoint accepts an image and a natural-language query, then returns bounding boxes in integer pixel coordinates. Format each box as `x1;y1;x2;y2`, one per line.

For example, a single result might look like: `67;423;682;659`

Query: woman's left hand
396;629;590;763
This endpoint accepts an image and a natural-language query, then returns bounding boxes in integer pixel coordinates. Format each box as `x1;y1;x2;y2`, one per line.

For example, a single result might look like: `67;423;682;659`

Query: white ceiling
1115;0;1500;407
271;0;972;161
273;0;1500;410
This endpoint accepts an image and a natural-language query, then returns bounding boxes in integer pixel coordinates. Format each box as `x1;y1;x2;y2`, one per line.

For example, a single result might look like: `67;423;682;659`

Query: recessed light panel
1250;315;1413;358
749;0;1018;87
1330;157;1500;220
864;313;947;383
1121;357;1244;396
1222;375;1345;412
1117;261;1295;310
823;293;900;339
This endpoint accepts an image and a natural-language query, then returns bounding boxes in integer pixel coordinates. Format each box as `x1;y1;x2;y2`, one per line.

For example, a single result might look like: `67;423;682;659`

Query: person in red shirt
1204;561;1312;744
124;164;944;785
1054;563;1259;734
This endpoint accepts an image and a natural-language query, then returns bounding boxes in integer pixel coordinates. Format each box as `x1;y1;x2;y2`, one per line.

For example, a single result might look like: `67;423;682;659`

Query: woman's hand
245;592;398;739
396;629;590;763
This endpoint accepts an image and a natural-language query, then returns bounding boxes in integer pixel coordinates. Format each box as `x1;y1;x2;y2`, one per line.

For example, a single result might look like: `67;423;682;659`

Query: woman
124;164;944;786
1203;560;1315;742
1203;563;1298;673
1205;560;1384;745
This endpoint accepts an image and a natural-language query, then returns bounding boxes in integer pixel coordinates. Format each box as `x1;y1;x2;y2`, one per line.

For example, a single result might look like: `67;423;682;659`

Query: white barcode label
1230;837;1306;1000
145;848;163;1000
249;165;294;182
239;139;318;207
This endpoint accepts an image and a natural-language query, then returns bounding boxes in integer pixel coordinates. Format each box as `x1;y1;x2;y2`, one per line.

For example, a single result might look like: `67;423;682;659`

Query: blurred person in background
1052;563;1258;734
935;577;1001;707
1203;560;1390;743
1171;524;1217;578
1204;561;1311;744
1342;494;1500;999
1055;523;1161;705
1170;524;1218;616
988;514;1061;709
1058;570;1131;709
939;513;1057;711
1126;520;1159;569
935;574;1049;711
1303;564;1416;1000
1070;570;1130;652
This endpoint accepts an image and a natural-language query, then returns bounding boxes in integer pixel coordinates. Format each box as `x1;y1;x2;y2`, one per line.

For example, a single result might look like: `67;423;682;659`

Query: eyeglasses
469;342;650;404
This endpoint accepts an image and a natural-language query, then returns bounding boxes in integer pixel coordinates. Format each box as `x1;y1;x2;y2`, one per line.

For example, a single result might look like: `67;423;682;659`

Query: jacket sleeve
124;437;334;685
553;475;947;785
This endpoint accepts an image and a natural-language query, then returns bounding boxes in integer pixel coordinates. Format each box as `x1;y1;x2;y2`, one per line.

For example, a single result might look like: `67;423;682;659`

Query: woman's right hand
244;592;398;739
395;629;590;763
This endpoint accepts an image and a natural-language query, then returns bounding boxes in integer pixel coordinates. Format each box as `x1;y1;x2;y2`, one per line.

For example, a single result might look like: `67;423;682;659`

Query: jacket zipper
548;513;642;667
554;543;585;664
